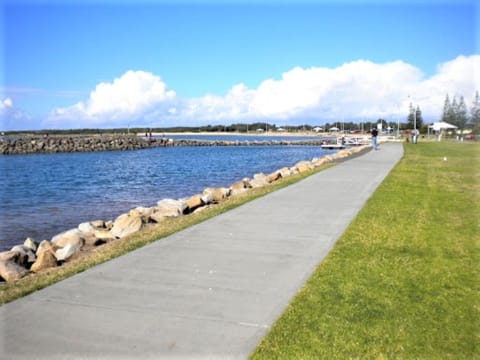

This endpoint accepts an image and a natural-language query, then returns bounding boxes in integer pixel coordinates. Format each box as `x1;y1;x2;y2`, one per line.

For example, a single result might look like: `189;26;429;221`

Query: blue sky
1;0;479;130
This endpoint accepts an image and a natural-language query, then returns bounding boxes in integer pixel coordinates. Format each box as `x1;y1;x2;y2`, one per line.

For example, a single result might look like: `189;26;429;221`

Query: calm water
0;141;336;251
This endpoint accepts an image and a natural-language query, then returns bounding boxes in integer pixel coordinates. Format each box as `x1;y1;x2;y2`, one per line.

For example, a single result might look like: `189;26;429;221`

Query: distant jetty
0;134;336;155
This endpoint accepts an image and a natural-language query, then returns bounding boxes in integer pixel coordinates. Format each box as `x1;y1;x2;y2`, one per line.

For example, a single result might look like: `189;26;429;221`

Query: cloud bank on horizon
2;54;479;130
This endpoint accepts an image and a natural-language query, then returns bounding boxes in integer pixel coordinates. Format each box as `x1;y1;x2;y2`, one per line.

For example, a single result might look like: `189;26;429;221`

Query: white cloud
251;60;423;120
0;97;36;130
197;55;479;124
1;97;13;109
172;60;424;123
416;55;480;117
44;55;480;129
183;84;255;121
46;70;176;128
176;56;478;124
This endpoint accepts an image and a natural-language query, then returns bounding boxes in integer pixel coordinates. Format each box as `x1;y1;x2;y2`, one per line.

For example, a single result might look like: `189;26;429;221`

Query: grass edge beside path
250;142;479;359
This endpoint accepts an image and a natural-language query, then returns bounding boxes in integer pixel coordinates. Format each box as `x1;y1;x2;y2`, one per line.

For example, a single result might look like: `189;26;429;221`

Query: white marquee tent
428;121;458;141
428;121;458;131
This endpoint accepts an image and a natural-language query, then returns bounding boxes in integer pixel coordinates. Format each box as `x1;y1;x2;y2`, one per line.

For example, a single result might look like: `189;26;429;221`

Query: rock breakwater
0;134;330;155
0;135;168;155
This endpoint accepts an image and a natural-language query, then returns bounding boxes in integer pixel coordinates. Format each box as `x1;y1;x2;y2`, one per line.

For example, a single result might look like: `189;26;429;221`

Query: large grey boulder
55;242;82;262
203;187;230;202
78;221;97;234
78;221;114;247
294;160;313;173
278;167;292;178
51;229;84;262
311;156;330;167
110;211;143;239
11;245;36;267
0;259;28;282
200;192;214;205
150;199;187;223
132;207;154;223
92;229;115;243
36;240;55;256
0;250;18;262
23;237;38;252
267;170;282;183
149;212;167;224
156;199;187;216
51;229;84;249
250;173;269;188
90;219;106;228
31;249;57;273
229;178;251;196
185;194;203;213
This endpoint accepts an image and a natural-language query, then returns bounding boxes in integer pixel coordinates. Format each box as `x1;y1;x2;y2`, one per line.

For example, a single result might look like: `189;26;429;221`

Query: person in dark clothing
371;128;378;150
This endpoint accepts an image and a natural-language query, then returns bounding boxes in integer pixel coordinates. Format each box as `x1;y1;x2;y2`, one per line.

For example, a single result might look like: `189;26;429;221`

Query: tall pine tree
415;106;423;129
407;103;415;128
441;94;451;123
407;103;423;130
456;96;468;131
449;97;458;126
441;92;480;134
470;91;480;126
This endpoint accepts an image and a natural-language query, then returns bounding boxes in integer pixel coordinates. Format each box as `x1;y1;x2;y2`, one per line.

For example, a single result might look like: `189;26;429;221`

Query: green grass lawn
251;142;479;359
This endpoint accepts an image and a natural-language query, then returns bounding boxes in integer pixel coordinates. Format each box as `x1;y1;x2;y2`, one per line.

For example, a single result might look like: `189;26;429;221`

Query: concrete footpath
0;143;403;359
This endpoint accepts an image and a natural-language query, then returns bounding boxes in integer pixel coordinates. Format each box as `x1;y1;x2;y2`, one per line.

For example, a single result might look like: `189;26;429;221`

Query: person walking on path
371;127;378;150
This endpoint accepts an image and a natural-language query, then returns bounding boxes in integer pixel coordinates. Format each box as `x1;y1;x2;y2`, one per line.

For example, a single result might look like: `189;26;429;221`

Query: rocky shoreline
0;145;369;283
0;134;333;155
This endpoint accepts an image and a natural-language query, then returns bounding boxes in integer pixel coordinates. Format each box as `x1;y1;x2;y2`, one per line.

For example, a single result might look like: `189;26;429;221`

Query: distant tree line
441;92;480;133
403;91;480;134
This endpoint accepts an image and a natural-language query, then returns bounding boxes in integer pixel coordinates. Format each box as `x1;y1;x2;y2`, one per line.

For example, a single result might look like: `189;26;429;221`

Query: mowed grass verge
251;142;479;359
